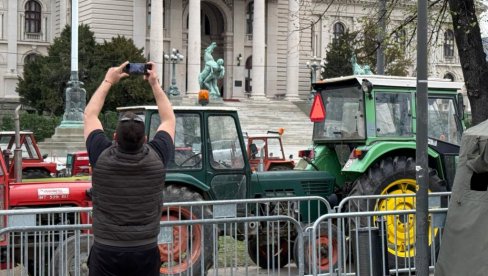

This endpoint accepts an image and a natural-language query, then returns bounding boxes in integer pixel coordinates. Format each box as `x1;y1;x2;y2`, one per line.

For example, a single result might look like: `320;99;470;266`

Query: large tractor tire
159;185;214;276
52;234;93;276
347;156;445;268
247;236;290;269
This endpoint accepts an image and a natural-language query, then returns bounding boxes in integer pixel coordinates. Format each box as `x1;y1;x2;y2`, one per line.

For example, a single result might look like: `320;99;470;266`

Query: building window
333;22;345;43
25;53;39;63
444;73;455;81
312;23;320;57
25;0;41;33
444;30;455;58
246;2;254;35
147;0;151;28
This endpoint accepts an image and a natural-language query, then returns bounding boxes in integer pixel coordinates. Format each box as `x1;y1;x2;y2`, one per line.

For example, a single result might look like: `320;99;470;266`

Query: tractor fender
342;141;440;173
165;173;211;195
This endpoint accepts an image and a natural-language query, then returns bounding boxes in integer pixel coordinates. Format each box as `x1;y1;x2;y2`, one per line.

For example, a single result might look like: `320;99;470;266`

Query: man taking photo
84;61;175;276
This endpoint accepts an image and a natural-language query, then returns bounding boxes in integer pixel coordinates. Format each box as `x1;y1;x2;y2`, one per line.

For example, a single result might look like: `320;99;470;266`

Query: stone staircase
178;97;314;159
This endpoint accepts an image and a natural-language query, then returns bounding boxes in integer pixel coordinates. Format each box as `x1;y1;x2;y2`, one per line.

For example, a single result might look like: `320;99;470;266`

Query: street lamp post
164;48;184;97
306;56;321;101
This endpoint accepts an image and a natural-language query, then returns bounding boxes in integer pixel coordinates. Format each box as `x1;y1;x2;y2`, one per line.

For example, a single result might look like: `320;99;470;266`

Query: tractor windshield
428;97;462;145
313;86;365;141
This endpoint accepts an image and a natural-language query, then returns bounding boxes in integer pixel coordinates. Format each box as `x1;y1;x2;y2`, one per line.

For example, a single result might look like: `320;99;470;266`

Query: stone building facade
0;0;463;105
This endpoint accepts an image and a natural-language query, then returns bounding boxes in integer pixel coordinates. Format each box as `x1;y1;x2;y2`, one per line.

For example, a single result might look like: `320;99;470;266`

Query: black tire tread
346;156;445;267
161;184;214;276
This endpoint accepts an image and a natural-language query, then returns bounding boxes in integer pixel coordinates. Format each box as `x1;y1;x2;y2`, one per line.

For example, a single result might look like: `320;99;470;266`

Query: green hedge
1;111;119;142
0;113;61;141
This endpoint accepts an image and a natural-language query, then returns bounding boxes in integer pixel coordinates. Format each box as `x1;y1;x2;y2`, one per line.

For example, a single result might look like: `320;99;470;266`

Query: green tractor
116;105;335;275
303;75;465;267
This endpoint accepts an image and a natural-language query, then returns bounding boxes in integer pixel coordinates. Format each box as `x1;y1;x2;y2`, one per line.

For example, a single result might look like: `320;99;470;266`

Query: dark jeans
88;242;160;276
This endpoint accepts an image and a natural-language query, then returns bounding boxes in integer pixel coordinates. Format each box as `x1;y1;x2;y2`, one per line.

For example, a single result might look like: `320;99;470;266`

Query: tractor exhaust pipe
258;146;265;172
14;105;22;183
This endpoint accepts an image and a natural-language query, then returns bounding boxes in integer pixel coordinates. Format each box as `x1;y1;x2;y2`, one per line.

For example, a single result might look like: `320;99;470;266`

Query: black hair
115;112;145;152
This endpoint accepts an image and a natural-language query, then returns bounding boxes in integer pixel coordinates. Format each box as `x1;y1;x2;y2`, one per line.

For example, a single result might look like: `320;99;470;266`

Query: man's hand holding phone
144;62;159;87
123;63;153;75
104;61;130;85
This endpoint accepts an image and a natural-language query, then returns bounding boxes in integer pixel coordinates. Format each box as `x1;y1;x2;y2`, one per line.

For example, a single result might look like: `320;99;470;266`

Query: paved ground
208;265;299;276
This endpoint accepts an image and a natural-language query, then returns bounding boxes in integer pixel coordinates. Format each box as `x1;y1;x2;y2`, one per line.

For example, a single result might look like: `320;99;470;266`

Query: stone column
7;0;16;72
187;0;201;95
285;0;300;101
133;0;146;50
251;0;266;99
232;0;246;99
150;0;163;79
5;0;18;98
170;1;184;94
223;32;233;99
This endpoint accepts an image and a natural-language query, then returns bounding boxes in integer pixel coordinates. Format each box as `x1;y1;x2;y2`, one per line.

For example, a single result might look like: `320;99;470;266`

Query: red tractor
245;129;295;171
0;131;57;178
0;107;92;274
65;151;90;176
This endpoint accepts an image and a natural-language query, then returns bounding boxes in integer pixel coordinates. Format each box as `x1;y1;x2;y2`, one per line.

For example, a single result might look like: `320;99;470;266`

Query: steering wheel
213;160;231;169
179;153;202;167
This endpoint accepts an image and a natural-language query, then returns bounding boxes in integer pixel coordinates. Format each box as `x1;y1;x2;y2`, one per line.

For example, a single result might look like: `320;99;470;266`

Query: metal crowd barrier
306;192;451;276
0;196;331;276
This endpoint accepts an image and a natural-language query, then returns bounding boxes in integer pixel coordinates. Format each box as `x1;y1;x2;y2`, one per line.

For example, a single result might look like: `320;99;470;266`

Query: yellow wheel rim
375;178;438;258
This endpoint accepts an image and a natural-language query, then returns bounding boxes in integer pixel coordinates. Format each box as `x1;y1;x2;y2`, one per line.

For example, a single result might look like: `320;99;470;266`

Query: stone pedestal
38;127;86;159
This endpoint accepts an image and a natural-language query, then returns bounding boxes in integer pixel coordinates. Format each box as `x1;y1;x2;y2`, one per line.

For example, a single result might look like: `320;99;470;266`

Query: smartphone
123;63;152;75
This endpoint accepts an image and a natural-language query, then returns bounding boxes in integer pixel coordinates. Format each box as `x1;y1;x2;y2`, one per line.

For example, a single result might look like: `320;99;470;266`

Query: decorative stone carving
223;0;233;8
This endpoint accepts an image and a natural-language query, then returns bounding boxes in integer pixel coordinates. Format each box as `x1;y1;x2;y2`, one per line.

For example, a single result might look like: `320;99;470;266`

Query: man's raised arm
145;62;176;142
84;61;129;141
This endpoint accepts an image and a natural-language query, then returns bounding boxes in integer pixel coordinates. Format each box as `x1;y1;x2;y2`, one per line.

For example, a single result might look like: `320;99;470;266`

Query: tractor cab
244;130;295;171
117;105;250;200
310;76;464;146
0;131;57;179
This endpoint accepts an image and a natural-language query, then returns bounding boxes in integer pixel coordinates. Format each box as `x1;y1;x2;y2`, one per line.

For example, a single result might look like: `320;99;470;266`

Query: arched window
444;73;455;81
444;30;455;58
25;53;39;63
25;0;41;33
203;14;210;35
246;2;254;35
333;22;345;42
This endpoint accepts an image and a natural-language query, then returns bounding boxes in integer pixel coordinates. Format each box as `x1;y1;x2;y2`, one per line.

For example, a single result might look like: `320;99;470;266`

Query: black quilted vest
92;144;165;247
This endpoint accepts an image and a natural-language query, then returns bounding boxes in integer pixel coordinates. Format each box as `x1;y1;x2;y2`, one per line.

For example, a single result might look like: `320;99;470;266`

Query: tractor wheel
52;234;93;276
159;185;214;276
247;236;290;269
347;156;445;268
294;223;340;274
23;168;50;179
269;165;292;171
